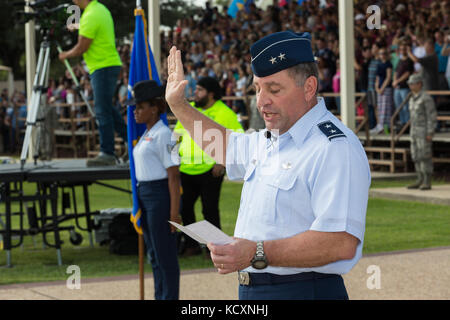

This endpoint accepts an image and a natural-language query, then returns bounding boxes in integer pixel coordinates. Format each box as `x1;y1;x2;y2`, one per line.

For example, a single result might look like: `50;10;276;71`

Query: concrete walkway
1;173;448;300
370;184;450;206
1;247;448;300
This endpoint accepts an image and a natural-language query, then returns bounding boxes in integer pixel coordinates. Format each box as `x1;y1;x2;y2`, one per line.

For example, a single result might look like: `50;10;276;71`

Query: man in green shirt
59;0;126;166
174;77;243;256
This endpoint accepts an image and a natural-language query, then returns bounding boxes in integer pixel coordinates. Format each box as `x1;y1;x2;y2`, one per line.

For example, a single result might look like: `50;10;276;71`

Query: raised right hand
165;46;188;110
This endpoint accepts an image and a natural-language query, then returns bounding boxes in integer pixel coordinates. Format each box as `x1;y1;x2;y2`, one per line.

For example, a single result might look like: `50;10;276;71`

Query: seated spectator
317;57;332;93
442;30;450;88
234;66;248;118
117;72;129;111
315;36;337;76
5;92;27;151
434;29;449;90
184;62;197;99
1;97;9;153
190;44;204;68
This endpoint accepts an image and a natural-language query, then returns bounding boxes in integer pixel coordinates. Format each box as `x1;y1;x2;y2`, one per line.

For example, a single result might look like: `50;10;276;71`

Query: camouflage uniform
408;88;437;189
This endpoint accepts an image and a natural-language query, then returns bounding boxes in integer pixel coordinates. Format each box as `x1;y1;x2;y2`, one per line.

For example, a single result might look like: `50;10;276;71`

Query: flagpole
136;0;145;301
139;233;145;300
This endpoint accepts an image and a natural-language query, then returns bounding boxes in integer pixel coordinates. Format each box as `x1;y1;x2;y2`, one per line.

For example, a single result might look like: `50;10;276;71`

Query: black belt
137;178;168;187
238;271;339;286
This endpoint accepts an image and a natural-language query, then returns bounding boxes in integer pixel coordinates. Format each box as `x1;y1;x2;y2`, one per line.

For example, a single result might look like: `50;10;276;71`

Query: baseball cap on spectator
197;76;222;100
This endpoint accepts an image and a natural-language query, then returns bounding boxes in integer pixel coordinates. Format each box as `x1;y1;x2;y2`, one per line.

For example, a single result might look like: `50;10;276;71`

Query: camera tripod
20;31;96;170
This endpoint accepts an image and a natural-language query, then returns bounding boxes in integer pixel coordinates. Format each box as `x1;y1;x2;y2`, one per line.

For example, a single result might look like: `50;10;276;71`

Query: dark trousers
180;169;224;248
138;179;180;300
239;274;349;300
90;66;127;155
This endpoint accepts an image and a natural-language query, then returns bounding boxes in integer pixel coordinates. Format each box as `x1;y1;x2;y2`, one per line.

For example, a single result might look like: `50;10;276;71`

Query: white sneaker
369;125;383;135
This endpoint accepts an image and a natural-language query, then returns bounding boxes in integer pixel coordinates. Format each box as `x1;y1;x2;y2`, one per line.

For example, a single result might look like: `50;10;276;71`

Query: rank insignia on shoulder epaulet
317;121;346;141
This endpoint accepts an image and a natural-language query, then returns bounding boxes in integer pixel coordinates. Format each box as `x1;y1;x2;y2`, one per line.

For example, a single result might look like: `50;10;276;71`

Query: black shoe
419;184;431;190
86;152;117;167
407;181;422;189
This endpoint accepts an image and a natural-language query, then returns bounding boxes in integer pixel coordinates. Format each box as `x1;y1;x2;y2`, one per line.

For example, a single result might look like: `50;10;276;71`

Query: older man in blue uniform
165;31;371;300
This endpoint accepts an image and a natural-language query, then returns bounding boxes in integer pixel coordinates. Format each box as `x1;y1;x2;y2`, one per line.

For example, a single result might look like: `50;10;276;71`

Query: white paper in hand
169;220;233;245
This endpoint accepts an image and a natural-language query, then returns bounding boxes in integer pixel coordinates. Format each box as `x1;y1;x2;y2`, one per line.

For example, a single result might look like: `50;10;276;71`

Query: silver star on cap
269;56;277;64
278;53;286;61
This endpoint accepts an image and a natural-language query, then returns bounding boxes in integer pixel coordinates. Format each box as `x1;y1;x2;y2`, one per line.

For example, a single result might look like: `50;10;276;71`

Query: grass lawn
0;178;449;285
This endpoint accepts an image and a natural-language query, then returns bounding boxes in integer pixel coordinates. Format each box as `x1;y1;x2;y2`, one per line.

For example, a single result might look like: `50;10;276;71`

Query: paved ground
0;247;448;300
1;176;448;300
370;184;450;206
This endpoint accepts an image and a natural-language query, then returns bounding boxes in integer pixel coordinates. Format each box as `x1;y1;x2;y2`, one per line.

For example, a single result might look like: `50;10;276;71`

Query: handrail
49;101;95;108
388;92;413;173
182;93;370;134
390;92;413;144
385;89;450;172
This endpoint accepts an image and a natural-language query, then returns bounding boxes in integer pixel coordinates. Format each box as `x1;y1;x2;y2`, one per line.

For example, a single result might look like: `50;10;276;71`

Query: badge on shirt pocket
263;172;297;226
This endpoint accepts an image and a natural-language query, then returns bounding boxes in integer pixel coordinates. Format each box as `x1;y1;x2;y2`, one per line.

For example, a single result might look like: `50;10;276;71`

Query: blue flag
127;7;166;234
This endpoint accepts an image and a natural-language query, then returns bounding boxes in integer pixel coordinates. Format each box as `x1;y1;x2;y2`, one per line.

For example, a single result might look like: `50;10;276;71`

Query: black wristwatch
251;241;268;270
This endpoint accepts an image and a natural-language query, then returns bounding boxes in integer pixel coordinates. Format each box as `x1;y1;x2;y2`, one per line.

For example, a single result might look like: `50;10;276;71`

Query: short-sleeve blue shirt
226;98;371;275
133;120;180;182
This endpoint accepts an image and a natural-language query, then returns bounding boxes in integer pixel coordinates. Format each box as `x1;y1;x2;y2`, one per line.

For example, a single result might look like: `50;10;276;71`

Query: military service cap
250;31;315;77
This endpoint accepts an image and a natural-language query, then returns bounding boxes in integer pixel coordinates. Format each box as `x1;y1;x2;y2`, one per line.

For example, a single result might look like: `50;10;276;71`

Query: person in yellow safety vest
174;76;243;257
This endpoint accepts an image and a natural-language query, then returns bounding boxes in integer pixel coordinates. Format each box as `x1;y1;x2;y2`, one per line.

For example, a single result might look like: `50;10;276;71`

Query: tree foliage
0;1;27;79
0;0;201;80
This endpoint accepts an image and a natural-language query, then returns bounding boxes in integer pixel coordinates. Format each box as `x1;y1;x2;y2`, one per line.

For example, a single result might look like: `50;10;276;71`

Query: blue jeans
138;179;180;300
239;274;348;300
90;66;127;155
394;88;410;125
366;90;378;129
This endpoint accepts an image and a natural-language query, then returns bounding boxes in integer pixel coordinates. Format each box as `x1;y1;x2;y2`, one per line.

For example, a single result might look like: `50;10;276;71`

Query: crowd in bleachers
159;0;450;132
2;0;450;153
